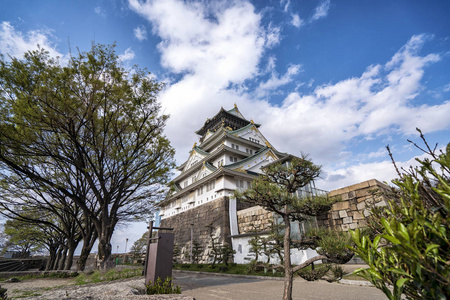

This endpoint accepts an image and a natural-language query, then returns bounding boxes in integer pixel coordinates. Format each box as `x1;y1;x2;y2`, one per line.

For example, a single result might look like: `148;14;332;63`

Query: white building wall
232;235;320;265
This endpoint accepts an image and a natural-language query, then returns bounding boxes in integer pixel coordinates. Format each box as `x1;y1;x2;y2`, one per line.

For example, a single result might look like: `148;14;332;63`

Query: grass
173;263;284;277
74;267;143;285
0;272;78;282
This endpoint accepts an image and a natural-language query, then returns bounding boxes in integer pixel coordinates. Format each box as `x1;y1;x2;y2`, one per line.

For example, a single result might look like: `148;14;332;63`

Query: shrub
0;285;6;300
330;265;345;281
350;132;450;300
146;277;181;295
297;264;331;281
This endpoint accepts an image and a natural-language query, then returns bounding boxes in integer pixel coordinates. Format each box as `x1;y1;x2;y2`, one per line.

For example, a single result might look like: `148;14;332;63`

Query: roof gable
183;146;209;172
225;147;280;173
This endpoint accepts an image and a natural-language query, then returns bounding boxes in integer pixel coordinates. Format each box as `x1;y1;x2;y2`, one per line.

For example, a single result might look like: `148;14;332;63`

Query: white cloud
443;82;450;92
311;0;330;21
291;14;303;28
261;34;449;167
94;6;107;17
266;23;281;48
280;0;290;12
0;21;66;63
256;64;301;96
128;0;449;189
134;25;147;41
118;47;135;62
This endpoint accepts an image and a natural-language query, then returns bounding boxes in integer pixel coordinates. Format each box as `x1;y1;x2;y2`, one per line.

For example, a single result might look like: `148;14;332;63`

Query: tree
3;218;45;258
130;231;148;259
235;155;352;300
351;131;449;300
0;44;175;268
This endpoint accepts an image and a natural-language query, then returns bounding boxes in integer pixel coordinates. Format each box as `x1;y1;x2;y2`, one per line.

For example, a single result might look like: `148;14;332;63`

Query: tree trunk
64;239;79;270
98;237;113;269
54;246;63;270
58;246;68;270
77;230;98;271
46;246;57;271
283;213;293;300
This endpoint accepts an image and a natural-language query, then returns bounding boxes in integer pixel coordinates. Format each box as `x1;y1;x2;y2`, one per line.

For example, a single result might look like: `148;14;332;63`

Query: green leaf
395;278;408;290
381;218;395;236
382;234;401;245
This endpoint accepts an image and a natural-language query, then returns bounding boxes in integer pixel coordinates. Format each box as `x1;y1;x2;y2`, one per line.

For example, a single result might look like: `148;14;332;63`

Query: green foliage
312;228;354;264
146;277;181;295
173;263;283;277
235;155;352;300
191;240;203;264
3;218;45;257
296;263;331;281
350;132;449;300
130;232;148;259
0;43;175;267
330;265;345;281
0;285;6;300
74;268;143;285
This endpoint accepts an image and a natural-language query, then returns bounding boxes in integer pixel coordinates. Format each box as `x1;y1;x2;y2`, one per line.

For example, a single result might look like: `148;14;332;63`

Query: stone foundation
237;205;273;234
160;196;231;263
317;179;390;231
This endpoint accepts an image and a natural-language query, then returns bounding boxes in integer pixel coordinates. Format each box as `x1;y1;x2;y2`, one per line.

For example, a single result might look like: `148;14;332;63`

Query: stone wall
317;179;390;231
160;196;231;263
237;205;273;234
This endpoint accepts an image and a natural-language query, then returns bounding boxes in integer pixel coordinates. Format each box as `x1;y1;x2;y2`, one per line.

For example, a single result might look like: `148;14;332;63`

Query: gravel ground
1;276;193;300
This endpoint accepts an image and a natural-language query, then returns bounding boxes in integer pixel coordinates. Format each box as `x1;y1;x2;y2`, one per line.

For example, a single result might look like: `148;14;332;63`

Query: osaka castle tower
158;105;320;264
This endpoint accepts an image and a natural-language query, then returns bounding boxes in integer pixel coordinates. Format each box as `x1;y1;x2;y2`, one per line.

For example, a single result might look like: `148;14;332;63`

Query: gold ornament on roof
234;103;237;108
250;119;254;124
193;142;197;148
265;140;272;148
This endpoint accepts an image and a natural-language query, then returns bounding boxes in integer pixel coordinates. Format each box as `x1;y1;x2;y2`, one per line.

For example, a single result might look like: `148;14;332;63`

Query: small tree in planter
235;155;354;300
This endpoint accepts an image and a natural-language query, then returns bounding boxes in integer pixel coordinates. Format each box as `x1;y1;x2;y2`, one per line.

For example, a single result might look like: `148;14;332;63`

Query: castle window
183;181;188;188
197;186;203;196
249;137;260;144
206;180;215;192
236;179;244;188
246;148;253;154
229;156;237;163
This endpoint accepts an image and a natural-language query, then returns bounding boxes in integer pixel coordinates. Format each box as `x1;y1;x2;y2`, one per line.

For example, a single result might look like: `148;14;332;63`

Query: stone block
353;211;363;220
363;209;371;217
332;211;340;220
353;181;370;190
356;202;366;210
349;223;358;230
356;189;371;198
375;200;387;207
339;210;348;218
358;219;367;227
329;187;350;196
368;179;378;187
341;193;349;201
348;191;356;198
341;224;349;231
333;201;349;210
350;204;357;211
357;196;367;203
343;217;353;224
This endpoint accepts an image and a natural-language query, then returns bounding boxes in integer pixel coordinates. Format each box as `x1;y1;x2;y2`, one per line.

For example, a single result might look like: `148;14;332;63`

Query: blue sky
1;0;449;251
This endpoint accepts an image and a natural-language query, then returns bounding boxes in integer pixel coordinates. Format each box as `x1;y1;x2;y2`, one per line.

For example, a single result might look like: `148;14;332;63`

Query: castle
158;105;389;264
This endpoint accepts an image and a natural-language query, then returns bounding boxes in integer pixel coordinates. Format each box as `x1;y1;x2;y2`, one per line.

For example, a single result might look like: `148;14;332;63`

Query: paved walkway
173;272;386;300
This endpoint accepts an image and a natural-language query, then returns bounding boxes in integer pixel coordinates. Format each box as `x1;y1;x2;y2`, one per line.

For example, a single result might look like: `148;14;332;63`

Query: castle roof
195;105;260;139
